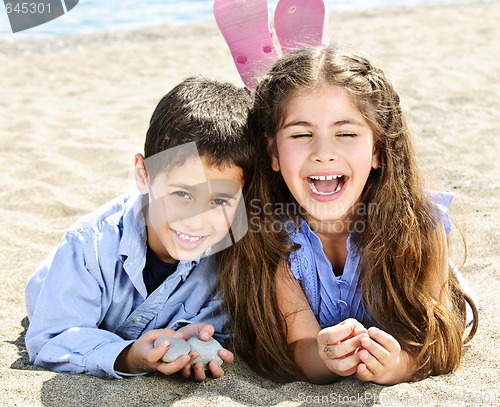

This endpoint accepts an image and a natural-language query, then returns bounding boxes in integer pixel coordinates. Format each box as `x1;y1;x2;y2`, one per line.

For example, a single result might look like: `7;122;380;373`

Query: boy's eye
172;191;192;200
212;198;230;207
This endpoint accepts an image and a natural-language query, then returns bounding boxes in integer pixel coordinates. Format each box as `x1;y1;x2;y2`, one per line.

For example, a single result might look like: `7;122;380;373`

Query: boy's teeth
175;230;201;242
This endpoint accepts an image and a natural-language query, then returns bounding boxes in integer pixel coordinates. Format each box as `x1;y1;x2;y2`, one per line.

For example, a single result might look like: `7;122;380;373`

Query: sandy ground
0;1;499;406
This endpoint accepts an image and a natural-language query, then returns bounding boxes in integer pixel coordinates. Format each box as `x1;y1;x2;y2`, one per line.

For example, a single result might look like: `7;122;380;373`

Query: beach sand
0;1;499;406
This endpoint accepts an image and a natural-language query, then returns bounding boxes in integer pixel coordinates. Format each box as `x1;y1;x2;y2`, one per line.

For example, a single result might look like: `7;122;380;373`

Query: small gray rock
187;336;223;369
153;336;191;363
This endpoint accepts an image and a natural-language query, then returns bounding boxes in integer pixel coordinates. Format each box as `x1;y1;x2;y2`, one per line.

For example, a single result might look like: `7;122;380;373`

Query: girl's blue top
286;191;473;328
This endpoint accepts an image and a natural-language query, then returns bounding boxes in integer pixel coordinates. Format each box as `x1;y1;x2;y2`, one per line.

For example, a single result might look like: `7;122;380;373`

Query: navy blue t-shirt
143;246;179;295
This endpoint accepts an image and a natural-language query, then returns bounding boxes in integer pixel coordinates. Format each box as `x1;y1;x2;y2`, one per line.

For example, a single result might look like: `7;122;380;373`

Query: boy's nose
181;210;210;231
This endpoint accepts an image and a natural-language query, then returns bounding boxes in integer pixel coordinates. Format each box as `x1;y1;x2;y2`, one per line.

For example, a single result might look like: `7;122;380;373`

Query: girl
218;46;478;385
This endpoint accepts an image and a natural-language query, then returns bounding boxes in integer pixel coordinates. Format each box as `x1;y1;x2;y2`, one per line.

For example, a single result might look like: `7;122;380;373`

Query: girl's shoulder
426;190;454;235
284;217;314;244
427;190;453;208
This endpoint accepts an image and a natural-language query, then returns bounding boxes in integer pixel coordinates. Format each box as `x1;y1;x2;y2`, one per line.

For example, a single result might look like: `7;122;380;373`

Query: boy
25;76;253;381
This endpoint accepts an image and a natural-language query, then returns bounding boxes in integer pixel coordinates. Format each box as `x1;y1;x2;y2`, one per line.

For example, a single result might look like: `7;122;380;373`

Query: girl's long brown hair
217;47;478;382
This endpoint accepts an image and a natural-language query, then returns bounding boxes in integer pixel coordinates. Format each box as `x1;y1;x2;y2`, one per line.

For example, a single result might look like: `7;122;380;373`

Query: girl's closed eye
291;132;312;139
337;132;356;138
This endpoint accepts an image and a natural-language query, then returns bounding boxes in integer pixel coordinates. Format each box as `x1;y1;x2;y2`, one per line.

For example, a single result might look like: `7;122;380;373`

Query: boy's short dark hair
144;76;254;186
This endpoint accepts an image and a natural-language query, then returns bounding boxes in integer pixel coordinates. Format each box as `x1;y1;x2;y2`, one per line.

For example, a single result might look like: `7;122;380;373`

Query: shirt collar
297;217;356;252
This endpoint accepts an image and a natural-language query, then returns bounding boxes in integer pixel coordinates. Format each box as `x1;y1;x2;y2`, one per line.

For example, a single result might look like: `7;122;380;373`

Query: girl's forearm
290;338;340;384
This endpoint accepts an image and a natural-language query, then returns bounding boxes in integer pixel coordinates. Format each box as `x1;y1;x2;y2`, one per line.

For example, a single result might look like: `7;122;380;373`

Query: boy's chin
171;247;208;262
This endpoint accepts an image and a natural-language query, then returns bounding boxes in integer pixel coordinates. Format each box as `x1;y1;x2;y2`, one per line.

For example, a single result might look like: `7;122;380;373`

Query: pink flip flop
274;0;329;55
214;0;278;91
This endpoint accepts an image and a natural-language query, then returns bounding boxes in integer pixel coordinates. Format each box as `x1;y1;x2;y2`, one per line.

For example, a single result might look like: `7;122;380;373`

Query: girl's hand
177;322;234;381
115;328;196;376
317;318;369;377
355;327;415;385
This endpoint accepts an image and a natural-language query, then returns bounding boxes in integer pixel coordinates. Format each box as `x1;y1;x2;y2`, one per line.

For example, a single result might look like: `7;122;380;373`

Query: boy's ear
266;137;280;172
134;153;149;194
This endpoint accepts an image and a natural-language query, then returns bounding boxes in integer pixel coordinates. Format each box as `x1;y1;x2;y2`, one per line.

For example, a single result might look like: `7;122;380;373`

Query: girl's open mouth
307;175;345;196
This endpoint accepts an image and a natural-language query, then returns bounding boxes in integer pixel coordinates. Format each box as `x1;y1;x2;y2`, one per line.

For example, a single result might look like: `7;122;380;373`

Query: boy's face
144;156;244;263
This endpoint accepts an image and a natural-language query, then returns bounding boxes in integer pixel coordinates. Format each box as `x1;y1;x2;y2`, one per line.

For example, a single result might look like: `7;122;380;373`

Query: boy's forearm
114;343;136;374
26;323;135;379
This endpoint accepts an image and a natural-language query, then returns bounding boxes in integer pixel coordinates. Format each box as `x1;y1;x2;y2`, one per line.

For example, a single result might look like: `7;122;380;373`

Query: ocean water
1;0;469;40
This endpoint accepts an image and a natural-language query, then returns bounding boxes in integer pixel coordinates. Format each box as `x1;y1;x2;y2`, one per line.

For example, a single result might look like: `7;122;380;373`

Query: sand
0;1;499;406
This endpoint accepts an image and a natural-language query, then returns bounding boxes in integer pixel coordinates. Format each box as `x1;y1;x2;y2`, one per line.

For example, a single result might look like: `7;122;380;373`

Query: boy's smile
173;229;205;244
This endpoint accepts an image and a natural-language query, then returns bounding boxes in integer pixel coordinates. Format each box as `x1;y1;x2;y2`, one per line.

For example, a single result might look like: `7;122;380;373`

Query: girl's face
145;156;244;262
270;84;379;229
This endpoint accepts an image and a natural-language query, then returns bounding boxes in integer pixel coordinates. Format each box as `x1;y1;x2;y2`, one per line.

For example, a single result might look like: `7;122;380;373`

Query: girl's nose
310;136;337;163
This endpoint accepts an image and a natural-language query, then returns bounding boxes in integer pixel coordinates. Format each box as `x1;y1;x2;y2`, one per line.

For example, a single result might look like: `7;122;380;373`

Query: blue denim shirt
25;193;227;379
287;191;475;328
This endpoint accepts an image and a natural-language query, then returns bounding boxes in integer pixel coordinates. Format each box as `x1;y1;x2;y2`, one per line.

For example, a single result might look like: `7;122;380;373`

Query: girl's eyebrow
334;119;364;127
281;118;364;129
281;120;310;129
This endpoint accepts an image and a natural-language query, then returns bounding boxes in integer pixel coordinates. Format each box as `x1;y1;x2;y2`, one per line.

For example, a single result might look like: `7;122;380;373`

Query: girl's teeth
175;230;202;242
309;175;340;181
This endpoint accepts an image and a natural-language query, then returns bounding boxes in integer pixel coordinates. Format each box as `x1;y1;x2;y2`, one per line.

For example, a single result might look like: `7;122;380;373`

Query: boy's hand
177;322;234;381
115;328;196;376
176;322;216;342
355;327;415;385
317;318;369;377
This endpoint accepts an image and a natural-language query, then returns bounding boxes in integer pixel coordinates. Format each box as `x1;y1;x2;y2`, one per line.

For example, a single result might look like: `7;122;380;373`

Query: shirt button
133;317;142;323
337;300;348;309
336;280;349;288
